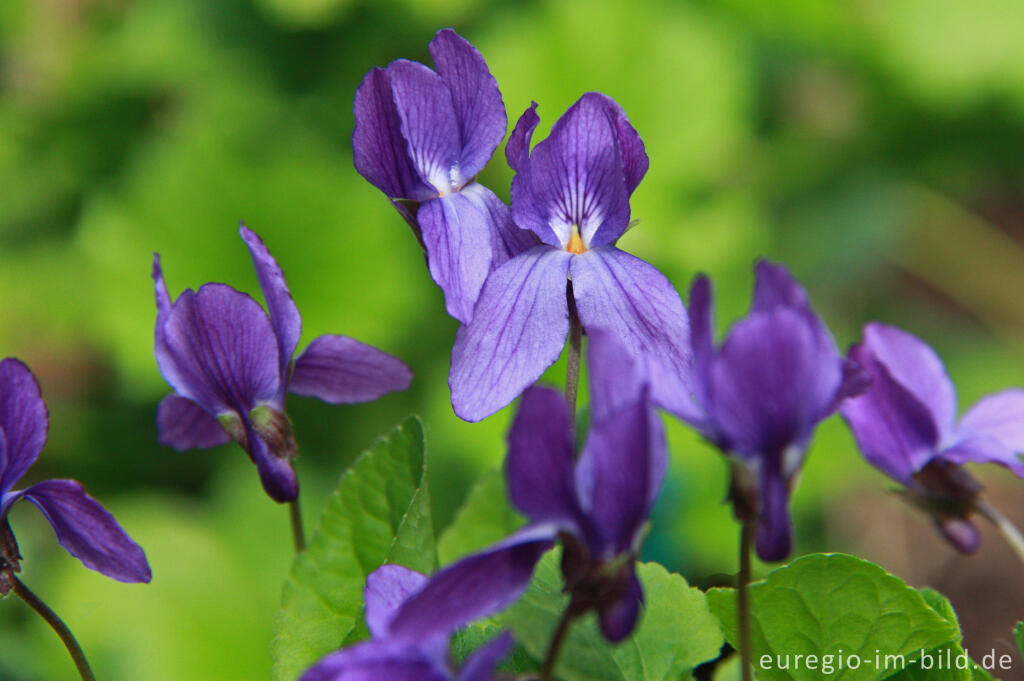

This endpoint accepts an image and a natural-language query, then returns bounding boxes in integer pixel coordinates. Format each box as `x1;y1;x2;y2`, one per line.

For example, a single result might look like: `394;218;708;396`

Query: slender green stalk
12;576;96;681
975;498;1024;566
738;518;755;681
565;282;583;447
289;498;306;553
540;604;577;681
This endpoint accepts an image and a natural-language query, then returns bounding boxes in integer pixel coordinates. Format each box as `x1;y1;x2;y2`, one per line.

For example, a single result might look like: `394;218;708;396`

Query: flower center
566;224;587;254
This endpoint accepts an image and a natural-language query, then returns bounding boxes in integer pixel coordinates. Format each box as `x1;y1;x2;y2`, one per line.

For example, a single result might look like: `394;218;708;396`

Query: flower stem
565;282;583;446
12;576;96;681
289;498;306;553
738;518;755;681
975;498;1024;566
540;603;577;681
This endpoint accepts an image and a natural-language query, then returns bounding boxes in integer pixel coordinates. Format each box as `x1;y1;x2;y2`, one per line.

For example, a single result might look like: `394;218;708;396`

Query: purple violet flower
449;93;693;423
0;358;151;594
840;322;1024;553
299;564;513;681
353;28;535;324
153;224;412;503
680;260;865;562
401;329;664;643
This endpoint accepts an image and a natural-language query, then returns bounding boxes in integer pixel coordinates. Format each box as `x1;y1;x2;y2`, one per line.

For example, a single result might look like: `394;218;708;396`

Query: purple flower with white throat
449;93;693;422
841;322;1024;553
0;358;150;594
408;329;664;643
680;260;865;562
299;564;514;681
353;28;535;324
153;224;412;503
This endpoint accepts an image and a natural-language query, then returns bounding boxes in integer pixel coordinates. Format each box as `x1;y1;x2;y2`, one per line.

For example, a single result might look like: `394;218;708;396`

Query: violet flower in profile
153;224;412;502
841;323;1024;553
450;93;693;422
299;564;513;681
403;329;664;643
0;358;151;593
353;28;534;323
680;260;864;562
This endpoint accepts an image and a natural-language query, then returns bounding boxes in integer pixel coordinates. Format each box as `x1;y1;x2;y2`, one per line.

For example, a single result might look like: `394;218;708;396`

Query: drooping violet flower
449;93;693;422
403;329;664;642
841;322;1024;553
299;564;513;681
679;260;865;562
0;358;151;594
353;28;535;323
153;224;412;502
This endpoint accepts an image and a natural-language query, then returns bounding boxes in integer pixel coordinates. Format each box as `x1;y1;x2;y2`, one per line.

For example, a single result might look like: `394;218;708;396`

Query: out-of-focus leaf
437;468;523;565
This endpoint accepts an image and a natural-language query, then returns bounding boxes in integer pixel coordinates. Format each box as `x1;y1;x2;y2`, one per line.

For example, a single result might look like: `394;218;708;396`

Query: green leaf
1015;621;1024;659
885;589;972;681
270;417;436;681
451;624;536;674
437;468;524;565
499;550;724;681
706;553;960;681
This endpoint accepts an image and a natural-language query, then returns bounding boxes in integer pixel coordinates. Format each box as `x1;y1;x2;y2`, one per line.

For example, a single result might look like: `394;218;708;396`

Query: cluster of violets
4;26;1024;681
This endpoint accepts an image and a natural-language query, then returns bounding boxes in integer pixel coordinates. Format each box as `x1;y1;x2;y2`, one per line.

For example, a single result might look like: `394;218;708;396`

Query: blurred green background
4;0;1024;678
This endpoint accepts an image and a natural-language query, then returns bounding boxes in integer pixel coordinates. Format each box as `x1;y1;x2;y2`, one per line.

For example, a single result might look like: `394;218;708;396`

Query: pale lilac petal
290;335;412;404
389;60;462;194
459;183;537;268
418;193;496;323
570;247;698;421
598;569;643;643
450;247;572;422
156;394;230;450
364;565;429;640
591;93;648;195
0;359;48;494
942;389;1024;476
709;309;841;458
862;323;957;443
506;386;580;525
17;479;150;583
352;67;436;201
388;526;555;643
239;225;301;380
840;342;940;483
585;327;644;424
505;102;539;173
457;632;513;681
159;283;282;415
428;29;506;181
511;94;630;248
298;641;448;681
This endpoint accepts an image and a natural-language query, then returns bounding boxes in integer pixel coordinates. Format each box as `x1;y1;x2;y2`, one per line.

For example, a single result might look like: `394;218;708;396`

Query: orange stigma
566;225;587;254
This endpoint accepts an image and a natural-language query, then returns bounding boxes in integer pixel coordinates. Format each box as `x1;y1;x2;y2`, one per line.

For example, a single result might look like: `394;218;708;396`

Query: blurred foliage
3;0;1024;678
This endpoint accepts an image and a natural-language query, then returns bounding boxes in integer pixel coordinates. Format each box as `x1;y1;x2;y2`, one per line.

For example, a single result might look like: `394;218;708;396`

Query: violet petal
597;568;643;643
0;358;48;495
290;335;412;404
364;564;429;640
156;394;230;450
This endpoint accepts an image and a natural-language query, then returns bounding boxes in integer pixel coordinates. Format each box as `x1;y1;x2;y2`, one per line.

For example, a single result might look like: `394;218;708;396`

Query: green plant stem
975;498;1024;566
289;498;306;553
565;283;583;447
540;604;577;681
738;518;754;681
12;576;96;681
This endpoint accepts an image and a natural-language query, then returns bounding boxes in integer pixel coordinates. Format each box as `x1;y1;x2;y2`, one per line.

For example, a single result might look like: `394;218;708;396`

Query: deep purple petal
298;641;449;681
239;225;302;383
158;283;282;416
460;183;537;267
570;247;699;421
709;308;841;458
598;569;643;643
352;67;436;201
16;479;150;582
754;464;792;562
457;632;513;681
511;94;630;248
364;565;429;640
505;102;539;173
428;29;506;182
840;342;940;484
590;94;648;195
388;60;462;194
941;389;1024;476
249;427;299;502
862;323;957;444
155;394;230;450
751;260;813;315
388;526;555;642
450;246;572;422
418;193;496;323
290;335;412;404
0;359;48;495
506;386;580;525
687;275;714;419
